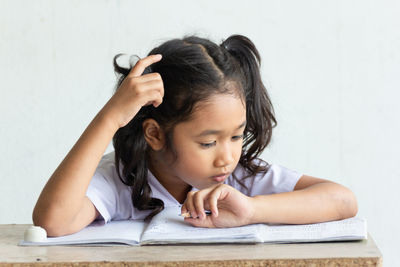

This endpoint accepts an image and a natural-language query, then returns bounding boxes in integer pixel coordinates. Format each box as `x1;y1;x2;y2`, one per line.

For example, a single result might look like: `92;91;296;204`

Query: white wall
1;0;398;265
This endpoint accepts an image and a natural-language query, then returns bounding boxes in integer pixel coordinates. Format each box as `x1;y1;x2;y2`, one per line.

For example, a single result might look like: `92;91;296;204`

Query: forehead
177;93;246;134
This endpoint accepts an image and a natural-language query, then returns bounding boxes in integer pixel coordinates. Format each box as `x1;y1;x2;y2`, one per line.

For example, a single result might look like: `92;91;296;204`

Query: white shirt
86;151;303;224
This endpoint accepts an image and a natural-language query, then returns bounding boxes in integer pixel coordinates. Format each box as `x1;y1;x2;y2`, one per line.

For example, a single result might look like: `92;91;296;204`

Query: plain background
1;0;398;265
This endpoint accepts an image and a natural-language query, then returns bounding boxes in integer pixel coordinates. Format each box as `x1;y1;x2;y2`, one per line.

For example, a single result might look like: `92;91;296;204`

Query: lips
211;173;230;182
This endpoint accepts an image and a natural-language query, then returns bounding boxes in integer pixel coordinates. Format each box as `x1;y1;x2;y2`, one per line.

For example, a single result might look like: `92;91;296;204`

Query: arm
250;175;358;224
32;112;117;236
32;55;164;236
182;175;358;227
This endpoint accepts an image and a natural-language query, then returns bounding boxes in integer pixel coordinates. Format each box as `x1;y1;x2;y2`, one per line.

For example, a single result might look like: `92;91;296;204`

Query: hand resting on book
181;183;255;228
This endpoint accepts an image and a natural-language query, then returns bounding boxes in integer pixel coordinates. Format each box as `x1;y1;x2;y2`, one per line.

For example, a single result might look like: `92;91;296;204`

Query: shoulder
96;151;117;175
90;151;128;192
226;159;303;196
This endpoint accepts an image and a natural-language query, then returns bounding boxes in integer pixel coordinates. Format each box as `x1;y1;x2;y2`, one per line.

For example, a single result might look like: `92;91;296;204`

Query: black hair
112;34;277;220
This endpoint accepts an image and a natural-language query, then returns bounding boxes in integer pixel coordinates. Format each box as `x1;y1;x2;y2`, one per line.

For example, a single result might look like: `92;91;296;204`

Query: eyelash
200;135;244;148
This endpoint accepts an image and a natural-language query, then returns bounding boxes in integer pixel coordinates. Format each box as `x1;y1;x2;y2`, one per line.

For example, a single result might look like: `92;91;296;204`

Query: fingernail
155;54;162;59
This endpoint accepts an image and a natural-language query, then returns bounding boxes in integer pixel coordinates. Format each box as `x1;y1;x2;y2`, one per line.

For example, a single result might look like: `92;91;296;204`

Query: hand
101;54;164;129
181;184;255;228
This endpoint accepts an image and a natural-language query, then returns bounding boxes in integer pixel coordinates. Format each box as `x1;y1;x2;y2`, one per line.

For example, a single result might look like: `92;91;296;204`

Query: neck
148;152;192;204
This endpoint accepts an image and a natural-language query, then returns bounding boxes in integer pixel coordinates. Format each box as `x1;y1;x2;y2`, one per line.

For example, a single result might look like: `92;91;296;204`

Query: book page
20;220;146;246
260;217;367;243
140;206;263;245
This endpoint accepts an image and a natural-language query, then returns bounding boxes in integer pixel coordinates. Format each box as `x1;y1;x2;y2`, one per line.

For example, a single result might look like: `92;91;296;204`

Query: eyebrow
195;121;246;137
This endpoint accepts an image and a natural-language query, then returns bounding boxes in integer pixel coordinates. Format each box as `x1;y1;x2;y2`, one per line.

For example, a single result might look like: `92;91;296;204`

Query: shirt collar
147;169;199;206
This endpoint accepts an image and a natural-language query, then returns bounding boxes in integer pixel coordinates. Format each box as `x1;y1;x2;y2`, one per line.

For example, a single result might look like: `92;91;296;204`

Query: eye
232;134;244;141
200;141;216;148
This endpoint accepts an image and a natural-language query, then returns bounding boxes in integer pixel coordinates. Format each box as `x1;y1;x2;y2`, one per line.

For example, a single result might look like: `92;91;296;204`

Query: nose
213;143;234;168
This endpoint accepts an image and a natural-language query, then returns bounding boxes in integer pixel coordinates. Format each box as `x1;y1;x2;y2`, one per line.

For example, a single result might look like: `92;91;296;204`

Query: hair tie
220;43;232;56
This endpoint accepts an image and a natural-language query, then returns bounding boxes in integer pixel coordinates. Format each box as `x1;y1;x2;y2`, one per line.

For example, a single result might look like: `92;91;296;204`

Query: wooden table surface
0;224;382;266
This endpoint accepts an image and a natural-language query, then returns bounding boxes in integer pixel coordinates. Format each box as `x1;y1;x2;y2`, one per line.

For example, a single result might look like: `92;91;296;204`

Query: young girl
33;34;358;236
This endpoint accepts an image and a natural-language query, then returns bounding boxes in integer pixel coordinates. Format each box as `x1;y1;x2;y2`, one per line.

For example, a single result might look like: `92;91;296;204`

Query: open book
20;206;367;246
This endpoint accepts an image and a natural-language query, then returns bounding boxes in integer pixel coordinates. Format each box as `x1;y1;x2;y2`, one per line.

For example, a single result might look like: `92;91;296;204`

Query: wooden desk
0;224;382;266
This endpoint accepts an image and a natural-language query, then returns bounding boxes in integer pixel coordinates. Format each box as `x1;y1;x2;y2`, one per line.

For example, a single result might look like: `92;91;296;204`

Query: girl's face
166;93;246;190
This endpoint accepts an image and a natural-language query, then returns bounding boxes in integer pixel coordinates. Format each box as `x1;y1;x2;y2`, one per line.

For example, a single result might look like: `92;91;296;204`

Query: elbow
32;220;63;238
335;187;358;219
32;207;70;237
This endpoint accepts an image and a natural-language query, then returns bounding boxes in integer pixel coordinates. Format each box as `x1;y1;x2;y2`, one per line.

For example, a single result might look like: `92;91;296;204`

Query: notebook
20;206;367;246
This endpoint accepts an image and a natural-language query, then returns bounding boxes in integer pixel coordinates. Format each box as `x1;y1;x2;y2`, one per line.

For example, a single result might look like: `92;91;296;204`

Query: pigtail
221;35;277;170
112;54;164;220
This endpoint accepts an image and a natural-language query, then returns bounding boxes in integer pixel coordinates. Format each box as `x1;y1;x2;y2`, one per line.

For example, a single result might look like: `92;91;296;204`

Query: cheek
236;139;244;157
171;141;211;174
232;143;243;165
176;148;211;172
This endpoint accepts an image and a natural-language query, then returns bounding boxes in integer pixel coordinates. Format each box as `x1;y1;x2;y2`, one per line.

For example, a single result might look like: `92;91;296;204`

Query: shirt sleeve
229;162;303;196
250;164;303;196
85;154;118;224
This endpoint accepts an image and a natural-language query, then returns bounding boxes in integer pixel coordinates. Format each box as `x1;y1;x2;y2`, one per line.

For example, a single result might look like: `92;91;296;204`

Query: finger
138;72;163;83
181;203;188;216
128;54;162;78
145;91;163;108
184;216;214;228
193;191;206;220
143;78;164;98
185;191;197;219
138;80;163;107
137;79;164;98
208;187;224;217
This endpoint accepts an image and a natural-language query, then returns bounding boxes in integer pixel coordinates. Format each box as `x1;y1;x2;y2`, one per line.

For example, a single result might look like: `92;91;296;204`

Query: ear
143;119;165;151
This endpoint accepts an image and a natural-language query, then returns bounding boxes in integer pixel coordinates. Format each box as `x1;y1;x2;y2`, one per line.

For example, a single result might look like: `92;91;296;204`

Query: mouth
211;173;230;182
